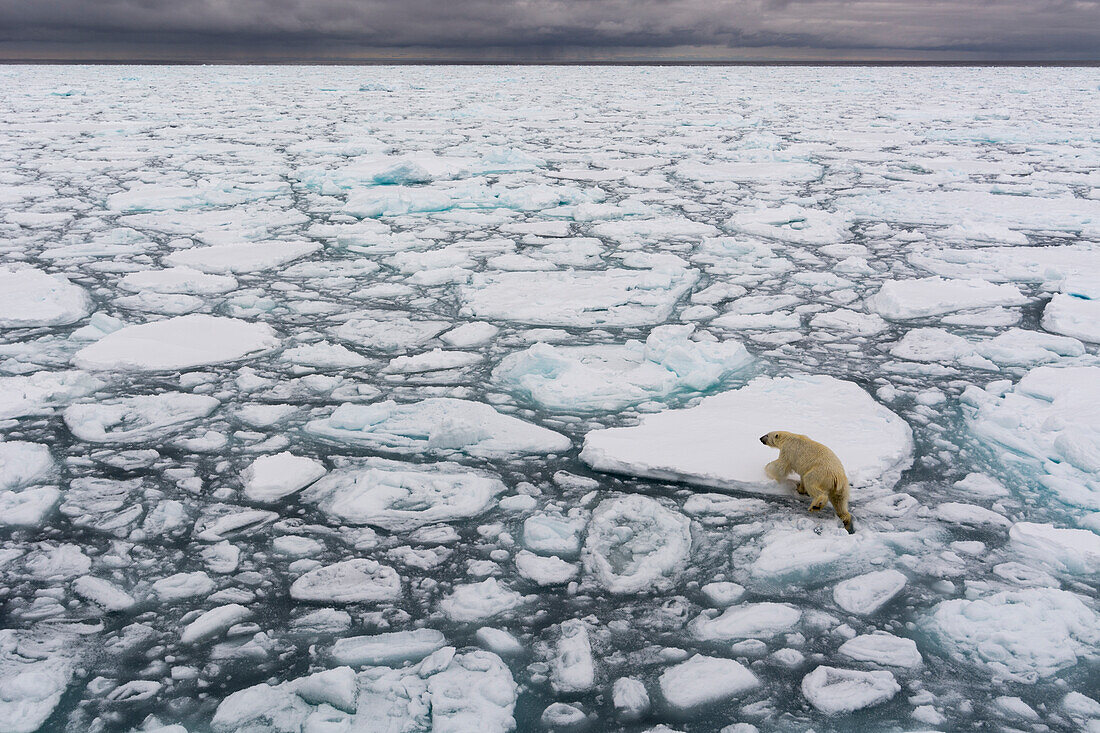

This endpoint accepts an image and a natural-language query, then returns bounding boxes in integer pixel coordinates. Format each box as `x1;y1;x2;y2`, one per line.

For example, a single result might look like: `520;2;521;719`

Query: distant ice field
0;65;1098;733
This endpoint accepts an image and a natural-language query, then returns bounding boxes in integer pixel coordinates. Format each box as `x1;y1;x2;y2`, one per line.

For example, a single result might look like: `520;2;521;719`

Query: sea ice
289;559;402;604
459;268;699;327
64;392;219;443
1041;293;1100;343
305;398;570;457
800;666;900;714
690;602;802;641
493;325;751;412
658;655;759;710
301;458;505;530
1008;522;1100;577
867;277;1026;320
0;442;54;491
118;267;238;295
582;494;692;594
242;452;326;503
550;619;595;693
439;578;524;622
73;314;279;371
164;241;321;273
924;587;1100;683
581;375;913;493
329;629;446;666
0;267;93;329
832;569;908;615
838;632;922;668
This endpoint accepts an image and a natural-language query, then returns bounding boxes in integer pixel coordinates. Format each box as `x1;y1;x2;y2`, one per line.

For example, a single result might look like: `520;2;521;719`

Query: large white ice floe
800;665;900;714
0;630;78;733
908;242;1100;287
439;578;525;622
582;494;692;594
289;559;402;604
492;325;752;412
1008;522;1100;578
211;649;517;733
867;277;1027;320
305;398;570;457
690;602;801;640
550;619;595;693
0;442;54;491
73;314;279;371
838;632;922;668
581;374;913;493
1041;293;1100;343
164;240;321;273
0;370;104;420
63;392;219;443
964;365;1100;509
242;452;326;503
750;528;893;588
658;655;759;710
118;266;238;295
329;629;446;666
459;268;699;327
924;587;1100;683
0;267;93;329
725;204;852;245
842;190;1100;234
333;312;450;353
832;569;907;616
301;458;505;530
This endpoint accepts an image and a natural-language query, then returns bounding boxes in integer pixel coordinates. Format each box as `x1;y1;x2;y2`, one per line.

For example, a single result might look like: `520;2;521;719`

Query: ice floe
658;655;759;710
305;398;570;457
242;452;326;503
64;392;219;443
582;494;692;594
1041;293;1100;343
867;277;1027;320
800;665;900;714
73;314;279;371
0;267;93;329
581;374;913;494
289;559;402;604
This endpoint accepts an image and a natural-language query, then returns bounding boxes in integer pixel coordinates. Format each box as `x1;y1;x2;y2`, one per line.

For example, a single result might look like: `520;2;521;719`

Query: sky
2;0;1099;63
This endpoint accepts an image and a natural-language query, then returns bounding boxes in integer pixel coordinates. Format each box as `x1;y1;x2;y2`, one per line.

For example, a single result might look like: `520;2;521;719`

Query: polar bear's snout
759;434;768;445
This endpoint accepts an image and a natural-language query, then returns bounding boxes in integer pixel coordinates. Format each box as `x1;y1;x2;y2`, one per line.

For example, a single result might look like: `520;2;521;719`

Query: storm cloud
2;0;1098;61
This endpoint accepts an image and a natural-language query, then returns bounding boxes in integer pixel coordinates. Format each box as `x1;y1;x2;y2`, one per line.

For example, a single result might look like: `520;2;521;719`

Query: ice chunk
280;341;370;368
832;569;907;615
493;325;751;413
690;603;801;641
800;666;900;714
164;241;320;274
867;277;1026;320
290;559;401;604
843;190;1100;233
1042;293;1100;343
551;619;595;693
522;514;585;558
809;309;888;335
73;314;279;371
838;633;922;668
751;528;892;587
676;159;821;183
726;204;852;245
658;655;759;710
242;452;326;503
515;550;578;585
334;313;449;353
0;487;60;528
459;268;699;328
0;442;54;491
72;575;136;611
329;629;445;666
582;494;691;594
0;370;103;420
153;571;215;601
439;578;524;622
700;581;745;607
293;666;357;712
180;604;252;644
385;349;482;374
1008;522;1100;577
0;267;93;328
305;398;570;458
966;365;1100;509
441;322;499;347
475;627;525;657
924;587;1100;683
909;242;1100;285
613;677;650;721
581;375;913;493
302;458;504;530
64;393;219;443
119;267;237;295
427;650;518;733
0;630;77;733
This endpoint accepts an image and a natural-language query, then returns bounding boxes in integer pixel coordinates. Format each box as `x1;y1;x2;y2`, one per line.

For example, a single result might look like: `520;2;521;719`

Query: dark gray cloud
2;0;1098;61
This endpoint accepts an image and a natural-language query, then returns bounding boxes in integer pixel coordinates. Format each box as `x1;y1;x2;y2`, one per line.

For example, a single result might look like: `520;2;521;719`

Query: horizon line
4;59;1099;66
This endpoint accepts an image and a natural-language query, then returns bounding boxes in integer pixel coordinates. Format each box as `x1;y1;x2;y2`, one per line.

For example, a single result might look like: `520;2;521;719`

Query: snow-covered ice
581;375;913;494
2;65;1098;732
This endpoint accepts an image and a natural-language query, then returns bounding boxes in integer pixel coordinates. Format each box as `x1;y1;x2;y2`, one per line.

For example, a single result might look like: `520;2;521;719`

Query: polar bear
760;431;853;533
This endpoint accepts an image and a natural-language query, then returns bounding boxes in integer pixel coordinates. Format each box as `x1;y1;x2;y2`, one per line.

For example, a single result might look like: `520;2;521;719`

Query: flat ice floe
63;392;219;443
1041;293;1100;343
241;452;326;503
924;588;1100;683
493;325;751;412
800;666;900;714
301;458;505;530
867;277;1027;320
289;559;402;604
164;241;321;273
582;494;692;594
581;375;913;493
964;365;1100;509
459;268;699;327
305;398;570;457
725;204;852;245
73;314;279;371
0;267;93;328
657;655;759;710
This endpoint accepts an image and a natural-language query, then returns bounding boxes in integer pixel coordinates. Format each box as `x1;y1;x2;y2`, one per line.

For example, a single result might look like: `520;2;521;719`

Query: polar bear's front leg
765;458;790;482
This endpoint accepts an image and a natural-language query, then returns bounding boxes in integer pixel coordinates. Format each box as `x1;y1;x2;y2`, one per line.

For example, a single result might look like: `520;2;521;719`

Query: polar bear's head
760;431;791;447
